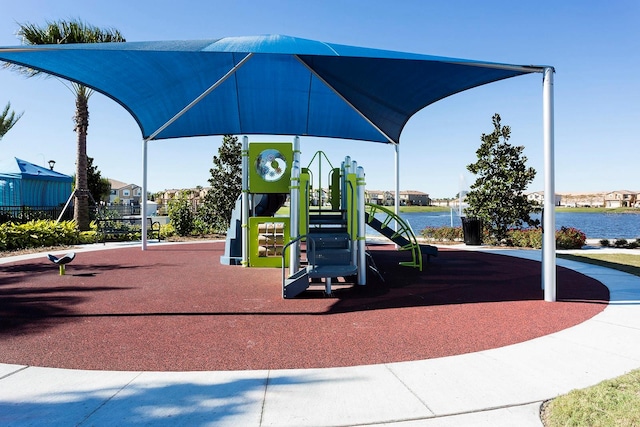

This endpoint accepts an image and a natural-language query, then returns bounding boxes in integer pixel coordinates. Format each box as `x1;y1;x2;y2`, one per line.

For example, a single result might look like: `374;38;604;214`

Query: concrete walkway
1;244;639;426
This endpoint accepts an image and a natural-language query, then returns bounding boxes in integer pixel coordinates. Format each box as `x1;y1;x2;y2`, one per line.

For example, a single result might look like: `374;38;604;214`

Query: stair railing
305;150;335;212
365;203;423;271
281;233;310;290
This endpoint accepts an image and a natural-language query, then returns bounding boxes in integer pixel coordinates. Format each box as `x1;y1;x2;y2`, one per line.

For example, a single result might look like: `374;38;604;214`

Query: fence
0;205;74;223
0;204;147;224
96;204;141;218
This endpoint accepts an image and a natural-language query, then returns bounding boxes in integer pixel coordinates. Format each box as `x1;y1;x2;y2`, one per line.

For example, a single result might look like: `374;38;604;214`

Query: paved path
1;243;639;426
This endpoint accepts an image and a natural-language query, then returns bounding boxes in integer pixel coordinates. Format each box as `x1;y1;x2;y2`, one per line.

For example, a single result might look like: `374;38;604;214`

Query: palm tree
0;102;23;140
11;19;125;230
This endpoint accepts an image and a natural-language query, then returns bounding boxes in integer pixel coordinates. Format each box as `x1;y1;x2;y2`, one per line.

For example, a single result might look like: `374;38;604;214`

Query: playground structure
221;136;437;298
0;34;558;303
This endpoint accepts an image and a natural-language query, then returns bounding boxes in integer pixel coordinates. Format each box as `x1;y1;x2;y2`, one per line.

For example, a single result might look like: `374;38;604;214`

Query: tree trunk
74;90;90;231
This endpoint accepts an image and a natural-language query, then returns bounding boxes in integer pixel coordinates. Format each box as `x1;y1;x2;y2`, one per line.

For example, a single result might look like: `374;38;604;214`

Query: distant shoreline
400;206;640;214
276;205;640;215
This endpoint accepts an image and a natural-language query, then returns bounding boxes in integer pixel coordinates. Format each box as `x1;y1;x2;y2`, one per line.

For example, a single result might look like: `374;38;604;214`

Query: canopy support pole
241;136;249;267
289;136;301;273
356;166;367;285
542;67;556;301
394;143;400;233
141;138;148;250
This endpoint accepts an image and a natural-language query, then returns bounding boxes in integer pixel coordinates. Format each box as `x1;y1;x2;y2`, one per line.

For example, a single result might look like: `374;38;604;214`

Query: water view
396;211;640;240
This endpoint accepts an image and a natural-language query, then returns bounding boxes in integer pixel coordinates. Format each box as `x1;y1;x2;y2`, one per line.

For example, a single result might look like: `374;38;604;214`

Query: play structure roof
0;35;544;144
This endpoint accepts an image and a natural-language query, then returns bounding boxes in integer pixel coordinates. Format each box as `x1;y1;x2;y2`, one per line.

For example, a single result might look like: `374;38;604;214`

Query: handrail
303;178;310;236
346;178;356;240
365;203;423;271
281;233;312;289
305;151;335;212
305;150;335;170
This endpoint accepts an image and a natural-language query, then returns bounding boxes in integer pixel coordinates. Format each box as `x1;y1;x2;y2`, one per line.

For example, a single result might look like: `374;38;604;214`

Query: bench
96;217;161;244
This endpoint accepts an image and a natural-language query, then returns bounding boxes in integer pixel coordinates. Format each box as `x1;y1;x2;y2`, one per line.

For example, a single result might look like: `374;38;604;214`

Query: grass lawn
557;253;640;277
542;369;640;426
555;207;640;214
543;252;640;426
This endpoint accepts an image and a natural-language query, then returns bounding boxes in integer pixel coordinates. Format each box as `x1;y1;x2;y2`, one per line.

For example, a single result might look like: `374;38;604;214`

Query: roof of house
606;190;638;195
400;190;429;195
108;179;140;190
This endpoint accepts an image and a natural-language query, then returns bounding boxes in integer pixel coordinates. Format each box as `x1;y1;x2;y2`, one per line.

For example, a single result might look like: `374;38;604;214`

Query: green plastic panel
248;142;293;194
249;216;290;267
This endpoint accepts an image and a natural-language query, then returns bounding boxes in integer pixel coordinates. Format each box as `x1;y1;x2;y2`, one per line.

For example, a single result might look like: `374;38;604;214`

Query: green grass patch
543;368;640;426
557;253;640;277
555;207;640;214
398;205;450;213
544;252;640;426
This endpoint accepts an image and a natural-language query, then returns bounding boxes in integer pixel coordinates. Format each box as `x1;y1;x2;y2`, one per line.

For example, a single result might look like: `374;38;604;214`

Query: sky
0;0;638;198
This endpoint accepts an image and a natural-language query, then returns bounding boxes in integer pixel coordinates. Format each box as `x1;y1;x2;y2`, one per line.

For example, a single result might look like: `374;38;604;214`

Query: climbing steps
283;210;357;298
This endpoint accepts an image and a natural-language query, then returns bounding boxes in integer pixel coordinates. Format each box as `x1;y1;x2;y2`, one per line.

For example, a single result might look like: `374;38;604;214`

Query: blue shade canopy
0;35;544;144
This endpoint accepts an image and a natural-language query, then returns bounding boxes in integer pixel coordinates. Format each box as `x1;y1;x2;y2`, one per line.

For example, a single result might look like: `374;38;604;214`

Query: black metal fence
95;204;141;218
0;204;142;224
0;205;74;223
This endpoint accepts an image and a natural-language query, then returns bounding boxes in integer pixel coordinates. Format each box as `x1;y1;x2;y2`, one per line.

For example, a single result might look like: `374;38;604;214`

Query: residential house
604;190;638;208
108;179;142;205
365;190;395;206
526;191;562;206
399;190;430;206
365;189;385;205
557;192;605;208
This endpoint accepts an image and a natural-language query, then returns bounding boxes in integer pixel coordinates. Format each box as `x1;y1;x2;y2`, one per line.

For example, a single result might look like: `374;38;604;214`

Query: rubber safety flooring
0;242;608;371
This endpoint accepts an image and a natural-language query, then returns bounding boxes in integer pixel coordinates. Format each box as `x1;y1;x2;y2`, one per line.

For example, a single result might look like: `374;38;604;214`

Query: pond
394;211;640;240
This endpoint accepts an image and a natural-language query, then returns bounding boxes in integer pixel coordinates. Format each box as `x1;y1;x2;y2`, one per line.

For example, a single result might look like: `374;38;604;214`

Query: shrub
506;228;543;249
600;239;611;247
0;220;81;251
556;226;586;249
420;224;587;250
167;197;194;236
614;238;629;248
78;230;98;244
192;216;216;235
421;226;463;242
160;223;176;239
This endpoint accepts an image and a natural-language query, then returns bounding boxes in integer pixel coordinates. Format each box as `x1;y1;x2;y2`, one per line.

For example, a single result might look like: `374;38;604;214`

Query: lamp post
48;160;56;170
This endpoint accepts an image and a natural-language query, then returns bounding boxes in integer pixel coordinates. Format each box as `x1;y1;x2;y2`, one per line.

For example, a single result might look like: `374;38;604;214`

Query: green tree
199;135;242;232
86;156;111;203
465;113;540;243
11;19;125;231
0;102;23;140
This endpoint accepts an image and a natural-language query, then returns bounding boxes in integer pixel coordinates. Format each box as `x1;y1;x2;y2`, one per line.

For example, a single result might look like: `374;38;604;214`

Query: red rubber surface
0;242;608;371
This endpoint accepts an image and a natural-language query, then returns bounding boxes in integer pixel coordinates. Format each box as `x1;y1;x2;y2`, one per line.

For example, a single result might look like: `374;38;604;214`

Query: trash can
461;217;483;245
